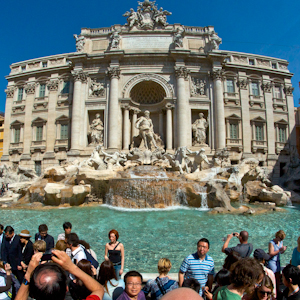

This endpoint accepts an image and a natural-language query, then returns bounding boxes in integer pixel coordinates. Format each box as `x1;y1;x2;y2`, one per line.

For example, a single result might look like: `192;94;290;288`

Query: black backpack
80;246;99;269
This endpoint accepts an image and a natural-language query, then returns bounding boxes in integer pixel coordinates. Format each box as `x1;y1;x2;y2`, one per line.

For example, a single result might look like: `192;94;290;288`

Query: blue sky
1;0;300;113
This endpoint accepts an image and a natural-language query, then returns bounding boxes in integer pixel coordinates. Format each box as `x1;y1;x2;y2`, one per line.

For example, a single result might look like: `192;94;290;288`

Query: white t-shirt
103;279;125;300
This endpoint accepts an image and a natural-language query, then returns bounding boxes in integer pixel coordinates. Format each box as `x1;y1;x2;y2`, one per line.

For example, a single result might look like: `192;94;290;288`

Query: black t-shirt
225;243;253;258
283;288;300;300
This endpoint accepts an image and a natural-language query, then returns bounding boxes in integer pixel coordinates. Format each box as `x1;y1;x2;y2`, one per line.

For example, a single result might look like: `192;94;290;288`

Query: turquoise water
1;205;300;273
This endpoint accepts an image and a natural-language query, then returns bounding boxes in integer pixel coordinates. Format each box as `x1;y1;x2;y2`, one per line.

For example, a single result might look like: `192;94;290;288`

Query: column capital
72;70;88;83
165;103;175;110
5;87;15;98
131;108;141;114
106;67;120;79
237;79;248;90
121;104;131;110
211;69;223;80
284;85;294;96
47;80;59;91
24;83;36;94
174;66;190;80
261;82;272;93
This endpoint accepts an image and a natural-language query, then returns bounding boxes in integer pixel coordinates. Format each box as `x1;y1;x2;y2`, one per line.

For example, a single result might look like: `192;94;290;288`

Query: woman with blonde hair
267;230;287;296
249;275;274;300
142;258;178;300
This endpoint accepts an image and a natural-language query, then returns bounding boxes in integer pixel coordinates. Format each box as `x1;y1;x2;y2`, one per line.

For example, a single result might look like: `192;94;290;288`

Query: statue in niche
191;79;206;97
192;113;208;145
135;110;159;150
88;114;104;145
123;8;140;29
110;31;121;50
173;27;184;48
187;148;210;172
73;34;85;52
101;150;127;168
90;79;105;97
210;31;222;50
153;7;171;27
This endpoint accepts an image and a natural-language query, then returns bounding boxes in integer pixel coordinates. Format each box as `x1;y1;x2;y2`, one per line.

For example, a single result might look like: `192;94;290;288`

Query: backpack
0;272;20;299
80;246;99;269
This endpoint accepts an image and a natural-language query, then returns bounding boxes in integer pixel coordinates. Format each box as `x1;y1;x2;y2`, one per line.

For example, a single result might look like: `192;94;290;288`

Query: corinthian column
212;69;226;149
131;108;140;140
70;70;87;153
175;66;190;148
122;105;130;150
166;103;174;150
106;67;121;149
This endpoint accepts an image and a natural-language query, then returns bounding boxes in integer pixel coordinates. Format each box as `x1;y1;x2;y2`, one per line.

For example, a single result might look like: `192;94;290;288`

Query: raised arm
221;233;234;253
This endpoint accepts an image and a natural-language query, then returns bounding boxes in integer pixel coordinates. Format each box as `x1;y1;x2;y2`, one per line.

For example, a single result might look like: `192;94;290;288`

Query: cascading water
175;188;188;205
193;184;209;209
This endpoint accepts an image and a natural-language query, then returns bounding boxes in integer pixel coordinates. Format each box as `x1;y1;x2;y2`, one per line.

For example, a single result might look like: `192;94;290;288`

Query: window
226;79;234;93
21;66;26;72
39;84;46;98
274;86;281;99
255;125;264;141
17;88;23;101
279;127;286;143
61;81;70;94
249;59;255;66
251;82;259;96
35;161;41;176
272;63;277;69
230;123;238;139
14;128;20;143
42;62;47;68
36;126;43;141
60;124;68;139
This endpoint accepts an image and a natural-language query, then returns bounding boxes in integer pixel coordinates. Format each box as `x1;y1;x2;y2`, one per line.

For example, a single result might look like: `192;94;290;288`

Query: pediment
226;113;241;120
32;117;47;125
275;118;288;125
55;115;69;123
251;116;266;122
10;120;24;128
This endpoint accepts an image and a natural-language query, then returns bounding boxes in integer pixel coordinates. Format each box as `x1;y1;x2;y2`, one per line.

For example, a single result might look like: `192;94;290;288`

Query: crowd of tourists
0;222;299;300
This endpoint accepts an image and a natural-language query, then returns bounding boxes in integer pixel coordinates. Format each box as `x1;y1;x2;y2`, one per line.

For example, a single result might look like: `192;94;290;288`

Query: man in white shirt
66;233;86;264
57;222;72;242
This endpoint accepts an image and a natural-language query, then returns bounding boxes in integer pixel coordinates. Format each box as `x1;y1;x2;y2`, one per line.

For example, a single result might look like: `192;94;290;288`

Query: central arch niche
130;81;166;104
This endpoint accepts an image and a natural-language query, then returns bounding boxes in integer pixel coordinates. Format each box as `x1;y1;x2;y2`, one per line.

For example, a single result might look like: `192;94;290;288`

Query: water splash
193;185;209;209
175;188;187;205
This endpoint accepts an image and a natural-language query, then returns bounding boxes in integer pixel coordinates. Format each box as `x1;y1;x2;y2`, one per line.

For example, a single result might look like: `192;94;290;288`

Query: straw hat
19;230;31;238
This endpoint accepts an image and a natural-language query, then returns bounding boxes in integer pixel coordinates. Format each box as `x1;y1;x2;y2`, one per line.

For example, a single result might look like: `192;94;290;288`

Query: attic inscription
122;36;173;49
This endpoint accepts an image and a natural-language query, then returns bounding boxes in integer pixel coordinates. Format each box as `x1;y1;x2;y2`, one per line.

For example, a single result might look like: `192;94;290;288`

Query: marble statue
123;8;139;29
192;113;208;145
88;114;104;145
110;31;121;49
187;148;210;172
90;79;104;97
135;110;158;150
191;78;206;96
153;7;171;26
174;27;184;48
164;147;191;174
101;150;127;167
86;145;106;170
210;31;222;50
214;148;230;168
73;34;85;52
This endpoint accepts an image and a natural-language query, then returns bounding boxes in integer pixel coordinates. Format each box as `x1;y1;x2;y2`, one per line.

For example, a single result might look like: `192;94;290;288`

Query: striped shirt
180;252;214;296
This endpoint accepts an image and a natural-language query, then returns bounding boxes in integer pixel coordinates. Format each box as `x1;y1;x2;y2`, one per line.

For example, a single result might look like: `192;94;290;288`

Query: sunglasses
258;290;272;296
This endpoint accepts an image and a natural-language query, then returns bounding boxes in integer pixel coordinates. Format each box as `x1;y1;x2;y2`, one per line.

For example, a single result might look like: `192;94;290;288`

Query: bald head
29;263;67;300
240;231;249;243
161;288;203;300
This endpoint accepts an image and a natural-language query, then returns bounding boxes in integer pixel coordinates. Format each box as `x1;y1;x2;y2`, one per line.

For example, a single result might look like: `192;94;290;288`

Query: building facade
1;1;296;181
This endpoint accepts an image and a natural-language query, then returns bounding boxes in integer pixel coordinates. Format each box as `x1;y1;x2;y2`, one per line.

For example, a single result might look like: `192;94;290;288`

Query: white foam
101;204;191;212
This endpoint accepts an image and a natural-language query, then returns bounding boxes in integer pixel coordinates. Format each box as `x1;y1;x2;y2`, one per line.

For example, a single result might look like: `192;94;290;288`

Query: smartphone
41;253;53;261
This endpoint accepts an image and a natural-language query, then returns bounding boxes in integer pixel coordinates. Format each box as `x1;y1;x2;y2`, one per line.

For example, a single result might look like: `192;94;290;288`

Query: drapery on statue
89;114;104;145
135;110;158;150
123;8;139;29
192;113;208;145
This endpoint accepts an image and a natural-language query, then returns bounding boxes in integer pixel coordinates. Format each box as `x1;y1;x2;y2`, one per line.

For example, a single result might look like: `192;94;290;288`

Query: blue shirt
180;252;214;296
291;247;300;267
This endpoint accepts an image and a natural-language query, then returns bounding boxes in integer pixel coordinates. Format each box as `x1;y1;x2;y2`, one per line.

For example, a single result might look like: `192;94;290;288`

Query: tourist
160;287;204;300
222;251;241;271
57;222;72;242
253;249;276;299
248;275;274;300
34;224;54;251
55;240;67;251
116;271;145;300
221;231;253;258
79;240;98;261
69;259;97;300
267;230;287;296
67;233;87;264
282;264;300;299
19;230;34;275
182;278;201;293
15;250;104;300
213;258;263;300
142;258;178;299
178;238;214;296
0;224;4;260
105;230;124;280
2;226;22;283
0;262;13;300
98;260;125;300
33;240;46;253
291;236;300;268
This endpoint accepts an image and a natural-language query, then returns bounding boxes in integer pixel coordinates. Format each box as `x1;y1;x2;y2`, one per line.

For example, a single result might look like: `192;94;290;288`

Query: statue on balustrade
88;114;104;145
133;110;164;151
192;113;208;145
